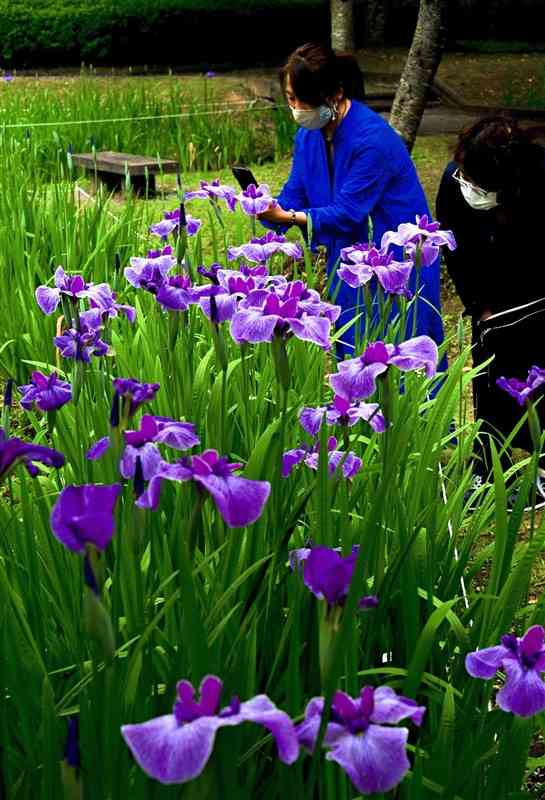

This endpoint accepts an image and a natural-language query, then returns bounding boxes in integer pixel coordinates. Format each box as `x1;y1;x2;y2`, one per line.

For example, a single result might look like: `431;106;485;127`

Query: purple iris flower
338;243;413;298
228;232;302;264
237;183;277;217
112;378;160;417
125;252;177;294
197;269;287;324
299;394;387;437
0;430;64;480
137;449;271;528
297;685;425;795
156;273;199;311
54;326;109;362
198;289;239;323
380;214;456;268
197;263;222;284
230;280;340;350
85;283;136;323
329;336;438;402
35;266;90;315
18;371;72;412
238;264;269;278
150;208;202;240
147;245;173;258
87;414;200;480
282;436;362;481
3;73;14;82
204;70;217;78
185;179;238;212
496;366;545;407
466;625;545;717
121;674;298;785
295;545;378;609
50;483;122;553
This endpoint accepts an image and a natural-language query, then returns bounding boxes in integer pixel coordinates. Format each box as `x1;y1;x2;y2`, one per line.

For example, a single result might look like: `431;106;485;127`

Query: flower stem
271;334;290;395
411;246;422;337
187;490;207;556
319;604;342;687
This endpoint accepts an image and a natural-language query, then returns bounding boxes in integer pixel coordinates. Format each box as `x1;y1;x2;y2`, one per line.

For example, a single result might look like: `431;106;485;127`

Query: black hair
279;42;365;106
454;116;545;205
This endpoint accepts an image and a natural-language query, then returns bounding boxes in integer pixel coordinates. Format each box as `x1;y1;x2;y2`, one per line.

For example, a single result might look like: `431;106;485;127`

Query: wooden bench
71;151;179;196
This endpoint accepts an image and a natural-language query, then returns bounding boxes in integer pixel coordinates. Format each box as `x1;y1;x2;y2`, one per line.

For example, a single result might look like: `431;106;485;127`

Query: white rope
0;102;276;131
75;185;150;244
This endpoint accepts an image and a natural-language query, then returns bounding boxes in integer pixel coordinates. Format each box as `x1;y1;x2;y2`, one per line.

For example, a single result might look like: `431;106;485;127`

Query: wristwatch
288;209;297;226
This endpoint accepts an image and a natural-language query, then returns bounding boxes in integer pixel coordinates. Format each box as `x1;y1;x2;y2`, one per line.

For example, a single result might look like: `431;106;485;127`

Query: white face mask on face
459;181;500;210
291;104;333;130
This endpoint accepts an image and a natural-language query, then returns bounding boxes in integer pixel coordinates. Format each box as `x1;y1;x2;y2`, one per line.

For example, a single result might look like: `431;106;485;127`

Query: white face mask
459;181;499;211
291;104;333;130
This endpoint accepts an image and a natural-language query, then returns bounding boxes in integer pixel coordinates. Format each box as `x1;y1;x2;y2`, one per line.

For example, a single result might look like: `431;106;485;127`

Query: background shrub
1;1;545;70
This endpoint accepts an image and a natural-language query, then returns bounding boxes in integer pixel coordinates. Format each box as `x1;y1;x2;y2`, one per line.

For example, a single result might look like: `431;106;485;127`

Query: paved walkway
382;106;479;136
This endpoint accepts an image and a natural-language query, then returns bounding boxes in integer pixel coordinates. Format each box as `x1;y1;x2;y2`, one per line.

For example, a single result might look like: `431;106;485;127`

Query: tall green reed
0;74;296;175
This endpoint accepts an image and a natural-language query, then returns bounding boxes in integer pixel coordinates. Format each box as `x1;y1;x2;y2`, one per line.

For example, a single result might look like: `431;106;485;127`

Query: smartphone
231;165;258;191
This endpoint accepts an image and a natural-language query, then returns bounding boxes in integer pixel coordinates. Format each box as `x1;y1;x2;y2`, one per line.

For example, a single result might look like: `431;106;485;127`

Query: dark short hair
279;42;365;106
454;116;545;198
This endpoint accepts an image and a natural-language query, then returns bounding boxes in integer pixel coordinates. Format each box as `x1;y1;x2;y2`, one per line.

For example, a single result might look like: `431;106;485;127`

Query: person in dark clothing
436;116;545;498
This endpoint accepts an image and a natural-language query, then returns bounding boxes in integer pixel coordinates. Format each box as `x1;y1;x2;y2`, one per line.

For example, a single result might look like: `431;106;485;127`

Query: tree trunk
389;0;447;153
330;0;355;53
366;0;387;45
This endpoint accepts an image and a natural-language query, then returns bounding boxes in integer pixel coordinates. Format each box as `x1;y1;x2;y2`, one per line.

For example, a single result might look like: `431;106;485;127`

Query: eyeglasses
452;167;489;198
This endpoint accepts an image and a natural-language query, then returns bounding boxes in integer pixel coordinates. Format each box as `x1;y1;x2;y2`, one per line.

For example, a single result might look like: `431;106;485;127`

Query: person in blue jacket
259;42;445;358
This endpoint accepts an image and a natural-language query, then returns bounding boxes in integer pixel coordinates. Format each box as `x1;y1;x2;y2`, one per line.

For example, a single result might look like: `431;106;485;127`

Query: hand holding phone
231;165;258;191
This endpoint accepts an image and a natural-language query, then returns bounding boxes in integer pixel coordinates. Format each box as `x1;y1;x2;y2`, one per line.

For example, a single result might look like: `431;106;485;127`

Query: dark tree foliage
1;0;544;69
0;0;325;67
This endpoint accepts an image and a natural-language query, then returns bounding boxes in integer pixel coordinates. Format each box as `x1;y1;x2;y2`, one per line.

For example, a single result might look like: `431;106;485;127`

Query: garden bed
2;65;545;799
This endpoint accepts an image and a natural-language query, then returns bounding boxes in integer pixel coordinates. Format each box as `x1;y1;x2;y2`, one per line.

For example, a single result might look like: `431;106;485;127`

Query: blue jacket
270;100;445;356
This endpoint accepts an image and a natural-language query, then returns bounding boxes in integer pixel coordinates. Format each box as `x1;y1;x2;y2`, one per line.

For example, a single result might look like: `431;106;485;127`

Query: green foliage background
0;0;324;67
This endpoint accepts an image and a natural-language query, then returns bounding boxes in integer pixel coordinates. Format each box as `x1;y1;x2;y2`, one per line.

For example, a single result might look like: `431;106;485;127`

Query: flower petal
371;686;426;726
303;546;355;605
35;286;61;315
299;406;327;437
230;309;278;344
154;419;200;451
349;402;387;433
326;724;410;795
199;294;238;323
329;362;388;402
237;695;299;764
497;659;545;717
121;443;162;480
340;451;362;480
520;626;545;660
388;336;438;379
194;473;270;528
288;547;312;571
86;436;111;461
288;316;331;349
50;484;121;552
337;263;373;288
121;713;224;784
296;698;345;751
281;448;307;477
465;645;509;679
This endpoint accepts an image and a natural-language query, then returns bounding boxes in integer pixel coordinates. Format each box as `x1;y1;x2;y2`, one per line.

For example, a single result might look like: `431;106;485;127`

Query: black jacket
436;160;545;318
